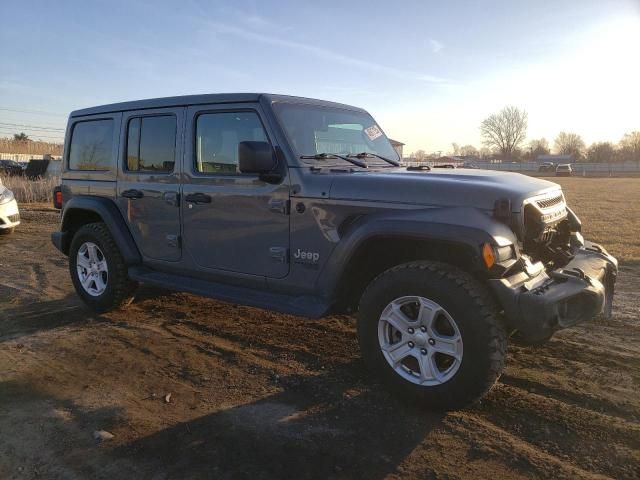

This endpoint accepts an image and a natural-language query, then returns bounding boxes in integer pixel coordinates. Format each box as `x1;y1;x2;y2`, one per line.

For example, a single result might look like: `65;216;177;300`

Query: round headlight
0;188;14;204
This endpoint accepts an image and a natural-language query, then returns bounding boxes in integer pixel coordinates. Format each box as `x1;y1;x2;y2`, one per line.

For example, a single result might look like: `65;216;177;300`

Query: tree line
412;106;640;163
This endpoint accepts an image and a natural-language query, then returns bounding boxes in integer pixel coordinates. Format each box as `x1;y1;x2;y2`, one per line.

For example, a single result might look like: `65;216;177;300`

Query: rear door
116;107;183;262
181;103;290;278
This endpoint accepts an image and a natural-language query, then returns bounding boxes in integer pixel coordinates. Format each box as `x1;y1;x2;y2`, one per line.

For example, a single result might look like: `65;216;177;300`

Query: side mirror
238;141;276;174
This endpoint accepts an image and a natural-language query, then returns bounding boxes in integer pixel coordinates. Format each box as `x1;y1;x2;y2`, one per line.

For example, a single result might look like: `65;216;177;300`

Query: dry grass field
0;139;62;156
0;177;638;479
555;177;640;263
0;175;59;204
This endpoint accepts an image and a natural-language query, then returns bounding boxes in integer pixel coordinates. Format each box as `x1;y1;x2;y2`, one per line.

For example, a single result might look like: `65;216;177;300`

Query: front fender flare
316;206;517;298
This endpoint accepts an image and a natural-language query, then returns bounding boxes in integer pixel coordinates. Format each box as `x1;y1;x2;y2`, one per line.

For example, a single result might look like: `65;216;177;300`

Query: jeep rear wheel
69;222;137;313
357;261;506;410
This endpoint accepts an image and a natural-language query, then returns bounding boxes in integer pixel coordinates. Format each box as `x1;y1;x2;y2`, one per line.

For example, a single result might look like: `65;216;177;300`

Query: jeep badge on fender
293;248;320;264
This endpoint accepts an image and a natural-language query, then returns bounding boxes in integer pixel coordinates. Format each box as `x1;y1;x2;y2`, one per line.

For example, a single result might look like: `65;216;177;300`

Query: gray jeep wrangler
52;94;617;410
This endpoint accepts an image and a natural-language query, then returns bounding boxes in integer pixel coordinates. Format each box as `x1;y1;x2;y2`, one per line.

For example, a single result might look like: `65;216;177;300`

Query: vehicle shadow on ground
0;285;173;342
0;294;105;342
113;363;446;480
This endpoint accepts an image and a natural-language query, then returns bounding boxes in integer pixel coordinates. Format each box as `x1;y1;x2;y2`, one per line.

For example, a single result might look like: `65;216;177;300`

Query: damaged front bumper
489;240;618;339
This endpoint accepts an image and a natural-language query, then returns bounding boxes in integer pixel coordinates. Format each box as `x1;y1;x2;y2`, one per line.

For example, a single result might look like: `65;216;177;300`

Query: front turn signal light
482;243;496;268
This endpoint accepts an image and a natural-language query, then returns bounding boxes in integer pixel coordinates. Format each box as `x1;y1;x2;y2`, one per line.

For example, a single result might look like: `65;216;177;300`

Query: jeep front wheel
357;261;506;410
69;222;136;313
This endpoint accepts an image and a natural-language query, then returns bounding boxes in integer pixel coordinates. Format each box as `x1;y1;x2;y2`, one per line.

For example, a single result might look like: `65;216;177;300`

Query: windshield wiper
347;152;400;167
300;153;368;168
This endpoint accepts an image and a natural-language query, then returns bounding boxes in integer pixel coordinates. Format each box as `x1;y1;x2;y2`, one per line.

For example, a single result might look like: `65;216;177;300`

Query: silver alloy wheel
378;296;463;386
76;242;108;297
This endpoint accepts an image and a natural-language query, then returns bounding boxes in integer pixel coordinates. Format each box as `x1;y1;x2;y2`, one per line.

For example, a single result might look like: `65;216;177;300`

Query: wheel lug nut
408;341;415;348
428;338;436;346
408;328;415;334
420;348;428;355
420;326;427;333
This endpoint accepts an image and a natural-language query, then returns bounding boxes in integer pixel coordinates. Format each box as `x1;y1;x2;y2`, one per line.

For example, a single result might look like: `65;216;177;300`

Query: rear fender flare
60;196;141;265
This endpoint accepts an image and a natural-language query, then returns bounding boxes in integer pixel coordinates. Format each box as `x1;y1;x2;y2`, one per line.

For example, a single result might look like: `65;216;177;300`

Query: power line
0;121;65;131
0;107;67;117
0;126;64;135
0;130;63;141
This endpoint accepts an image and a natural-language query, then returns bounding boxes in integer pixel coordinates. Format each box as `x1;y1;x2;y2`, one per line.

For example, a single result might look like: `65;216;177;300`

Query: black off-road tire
0;227;15;235
69;222;137;313
357;261;507;411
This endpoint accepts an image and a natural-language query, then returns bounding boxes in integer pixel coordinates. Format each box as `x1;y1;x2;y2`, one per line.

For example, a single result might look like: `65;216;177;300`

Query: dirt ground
1;178;639;480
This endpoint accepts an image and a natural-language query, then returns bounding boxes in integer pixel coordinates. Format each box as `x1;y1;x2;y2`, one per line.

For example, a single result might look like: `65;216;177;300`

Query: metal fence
0;152;62;162
403;159;640;176
472;161;640;175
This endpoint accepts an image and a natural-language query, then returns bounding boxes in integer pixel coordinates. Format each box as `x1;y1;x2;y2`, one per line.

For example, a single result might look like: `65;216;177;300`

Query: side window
195;111;268;174
69;119;114;170
126;115;176;173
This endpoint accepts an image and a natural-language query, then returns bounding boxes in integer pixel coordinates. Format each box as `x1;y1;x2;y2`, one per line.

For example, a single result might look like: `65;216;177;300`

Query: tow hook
562;267;592;286
586;243;604;254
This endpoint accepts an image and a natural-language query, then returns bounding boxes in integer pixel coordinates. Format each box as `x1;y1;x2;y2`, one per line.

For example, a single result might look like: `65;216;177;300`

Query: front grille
536;193;564;210
8;213;19;222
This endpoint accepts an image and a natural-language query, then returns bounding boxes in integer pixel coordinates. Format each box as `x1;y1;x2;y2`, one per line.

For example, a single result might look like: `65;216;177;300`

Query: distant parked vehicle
538;162;555;173
0;160;24;176
555;164;572;177
0;177;20;234
462;161;478;169
24;159;51;179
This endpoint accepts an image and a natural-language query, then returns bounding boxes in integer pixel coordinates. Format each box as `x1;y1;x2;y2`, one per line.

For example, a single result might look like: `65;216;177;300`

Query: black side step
128;267;330;319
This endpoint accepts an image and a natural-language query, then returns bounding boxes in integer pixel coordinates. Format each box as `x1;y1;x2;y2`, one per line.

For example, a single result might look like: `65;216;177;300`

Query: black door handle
185;192;212;204
122;189;144;199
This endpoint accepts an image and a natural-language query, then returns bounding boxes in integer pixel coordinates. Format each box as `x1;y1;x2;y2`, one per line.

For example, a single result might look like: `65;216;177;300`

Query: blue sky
1;0;638;153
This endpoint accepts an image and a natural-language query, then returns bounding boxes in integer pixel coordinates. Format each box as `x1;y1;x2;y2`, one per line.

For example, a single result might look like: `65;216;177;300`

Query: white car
0;179;20;234
555;164;573;177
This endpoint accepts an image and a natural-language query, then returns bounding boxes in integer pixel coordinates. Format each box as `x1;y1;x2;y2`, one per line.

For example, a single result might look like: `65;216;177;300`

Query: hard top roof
69;93;366;117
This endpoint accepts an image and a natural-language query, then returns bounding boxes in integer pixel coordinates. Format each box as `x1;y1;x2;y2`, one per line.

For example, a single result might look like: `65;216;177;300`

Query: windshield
272;103;399;165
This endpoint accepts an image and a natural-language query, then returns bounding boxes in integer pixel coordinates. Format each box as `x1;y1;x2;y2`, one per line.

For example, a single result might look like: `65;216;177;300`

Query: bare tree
450;143;460;155
528;138;550;159
554;132;586;160
479;146;495;160
459;144;479;156
13;132;29;141
619;131;640;162
480;106;528;160
587;142;616;163
412;149;427;161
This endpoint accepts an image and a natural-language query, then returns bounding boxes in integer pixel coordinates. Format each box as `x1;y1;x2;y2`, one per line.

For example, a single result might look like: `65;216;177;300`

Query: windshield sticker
364;124;383;141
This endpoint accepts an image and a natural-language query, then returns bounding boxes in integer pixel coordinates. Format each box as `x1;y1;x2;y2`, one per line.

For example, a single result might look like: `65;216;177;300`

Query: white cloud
429;39;444;54
202;20;446;83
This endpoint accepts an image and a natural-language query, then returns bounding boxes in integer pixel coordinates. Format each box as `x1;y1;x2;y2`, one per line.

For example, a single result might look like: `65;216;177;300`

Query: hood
328;168;561;212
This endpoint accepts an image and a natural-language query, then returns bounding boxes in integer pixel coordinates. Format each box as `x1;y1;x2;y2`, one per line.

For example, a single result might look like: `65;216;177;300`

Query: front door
181;104;290;278
117;107;183;262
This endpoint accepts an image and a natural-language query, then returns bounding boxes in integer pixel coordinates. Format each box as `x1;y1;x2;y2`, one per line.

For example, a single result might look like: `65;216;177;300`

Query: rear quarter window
68;119;114;170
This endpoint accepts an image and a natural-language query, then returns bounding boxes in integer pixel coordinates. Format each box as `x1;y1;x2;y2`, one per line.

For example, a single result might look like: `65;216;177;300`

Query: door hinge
269;247;288;263
269;199;290;215
166;234;181;248
163;191;180;207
